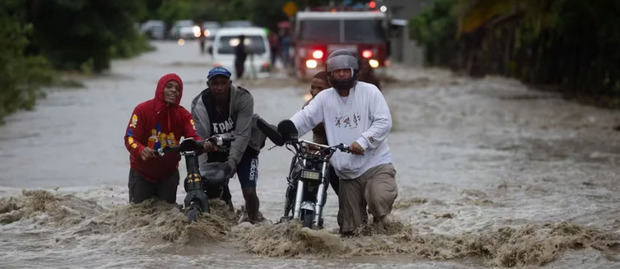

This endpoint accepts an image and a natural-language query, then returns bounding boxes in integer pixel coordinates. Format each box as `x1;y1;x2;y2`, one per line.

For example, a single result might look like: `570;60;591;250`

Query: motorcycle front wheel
301;209;315;228
186;202;206;222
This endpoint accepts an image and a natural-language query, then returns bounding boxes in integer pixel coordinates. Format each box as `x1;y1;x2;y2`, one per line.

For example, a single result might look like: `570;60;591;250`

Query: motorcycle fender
300;201;315;211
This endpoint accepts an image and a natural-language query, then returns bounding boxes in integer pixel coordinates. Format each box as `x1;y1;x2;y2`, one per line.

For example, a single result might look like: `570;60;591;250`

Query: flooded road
1;41;619;268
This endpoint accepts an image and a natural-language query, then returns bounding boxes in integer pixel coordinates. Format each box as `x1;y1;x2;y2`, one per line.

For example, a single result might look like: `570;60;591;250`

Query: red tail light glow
362;50;373;59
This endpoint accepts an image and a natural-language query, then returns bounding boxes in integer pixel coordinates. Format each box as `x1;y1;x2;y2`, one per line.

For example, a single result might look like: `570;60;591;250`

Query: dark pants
128;169;179;204
235;62;245;79
235;148;259;189
328;165;339;195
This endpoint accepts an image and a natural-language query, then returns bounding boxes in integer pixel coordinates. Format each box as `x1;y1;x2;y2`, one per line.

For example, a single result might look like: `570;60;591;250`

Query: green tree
411;0;620;106
0;0;52;122
28;0;147;72
410;0;458;66
157;0;194;27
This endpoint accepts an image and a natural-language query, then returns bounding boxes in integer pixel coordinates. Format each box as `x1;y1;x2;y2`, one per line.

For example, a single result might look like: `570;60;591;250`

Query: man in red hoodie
124;73;202;204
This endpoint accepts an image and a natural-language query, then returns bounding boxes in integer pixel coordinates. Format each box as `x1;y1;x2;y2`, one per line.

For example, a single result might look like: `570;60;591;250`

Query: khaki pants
337;163;397;233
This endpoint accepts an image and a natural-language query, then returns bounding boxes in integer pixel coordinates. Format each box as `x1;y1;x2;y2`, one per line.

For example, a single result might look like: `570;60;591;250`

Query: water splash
2;191;617;267
233;213;617;267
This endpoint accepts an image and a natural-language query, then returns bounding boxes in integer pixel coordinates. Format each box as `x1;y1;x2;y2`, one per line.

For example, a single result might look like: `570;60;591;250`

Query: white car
211;27;271;79
140;20;165;40
170;20;200;39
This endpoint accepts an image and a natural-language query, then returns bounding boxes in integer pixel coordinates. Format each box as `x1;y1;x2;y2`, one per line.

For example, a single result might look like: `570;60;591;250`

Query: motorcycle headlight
300;169;321;181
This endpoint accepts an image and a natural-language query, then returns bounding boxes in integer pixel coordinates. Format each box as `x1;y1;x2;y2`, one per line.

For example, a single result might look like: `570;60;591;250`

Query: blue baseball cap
207;67;232;80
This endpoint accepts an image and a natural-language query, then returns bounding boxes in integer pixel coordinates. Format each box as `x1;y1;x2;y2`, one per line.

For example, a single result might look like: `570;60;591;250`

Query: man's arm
355;87;392;150
124;107;150;160
228;90;254;167
291;91;325;136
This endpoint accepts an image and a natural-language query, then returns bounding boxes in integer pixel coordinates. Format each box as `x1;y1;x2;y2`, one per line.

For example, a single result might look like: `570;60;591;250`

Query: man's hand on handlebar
349;142;365;155
203;140;219;152
141;147;157;160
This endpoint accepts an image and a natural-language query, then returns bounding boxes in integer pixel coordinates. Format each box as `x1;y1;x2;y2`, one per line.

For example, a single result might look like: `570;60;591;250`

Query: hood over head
155;73;183;107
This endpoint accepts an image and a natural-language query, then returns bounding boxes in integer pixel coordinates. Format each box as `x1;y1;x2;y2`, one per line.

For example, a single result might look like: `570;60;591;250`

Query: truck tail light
362;49;373;59
312;50;324;59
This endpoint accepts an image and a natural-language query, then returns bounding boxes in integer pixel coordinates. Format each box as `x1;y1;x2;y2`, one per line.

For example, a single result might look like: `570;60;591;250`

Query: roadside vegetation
411;0;620;108
0;0;151;123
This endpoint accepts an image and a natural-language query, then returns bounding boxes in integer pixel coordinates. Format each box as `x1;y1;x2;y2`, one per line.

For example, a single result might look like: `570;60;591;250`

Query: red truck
292;10;390;79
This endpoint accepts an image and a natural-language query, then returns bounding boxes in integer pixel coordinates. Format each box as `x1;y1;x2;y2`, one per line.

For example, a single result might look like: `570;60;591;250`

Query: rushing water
0;41;618;268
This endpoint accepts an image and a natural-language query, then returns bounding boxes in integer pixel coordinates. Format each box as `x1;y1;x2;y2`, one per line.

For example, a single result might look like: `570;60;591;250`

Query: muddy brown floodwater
0;41;618;268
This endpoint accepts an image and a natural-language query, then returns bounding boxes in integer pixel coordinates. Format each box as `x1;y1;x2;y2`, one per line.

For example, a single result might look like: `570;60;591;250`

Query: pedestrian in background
268;30;279;67
234;35;247;79
278;28;291;68
358;59;382;91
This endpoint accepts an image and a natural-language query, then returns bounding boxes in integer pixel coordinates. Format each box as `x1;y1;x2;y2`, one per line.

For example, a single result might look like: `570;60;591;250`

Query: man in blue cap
191;67;265;223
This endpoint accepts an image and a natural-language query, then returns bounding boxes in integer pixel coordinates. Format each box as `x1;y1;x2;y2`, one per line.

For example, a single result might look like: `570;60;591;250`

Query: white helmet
326;49;359;72
326;49;359;91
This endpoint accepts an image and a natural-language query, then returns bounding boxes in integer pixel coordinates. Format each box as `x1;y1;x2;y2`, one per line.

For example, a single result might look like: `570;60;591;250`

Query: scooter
157;134;234;222
275;120;349;229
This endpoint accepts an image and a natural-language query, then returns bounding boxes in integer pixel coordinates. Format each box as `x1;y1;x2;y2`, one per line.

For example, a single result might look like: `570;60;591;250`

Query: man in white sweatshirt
290;49;398;235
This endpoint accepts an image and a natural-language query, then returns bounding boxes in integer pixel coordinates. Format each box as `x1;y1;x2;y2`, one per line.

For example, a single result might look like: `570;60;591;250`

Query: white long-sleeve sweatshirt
291;81;392;179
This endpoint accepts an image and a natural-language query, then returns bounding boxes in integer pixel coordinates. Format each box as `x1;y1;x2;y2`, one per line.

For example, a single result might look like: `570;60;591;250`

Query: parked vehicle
293;11;390;79
222;20;253;28
170;20;200;40
275;120;350;229
210;27;271;78
201;21;221;43
140;20;165;40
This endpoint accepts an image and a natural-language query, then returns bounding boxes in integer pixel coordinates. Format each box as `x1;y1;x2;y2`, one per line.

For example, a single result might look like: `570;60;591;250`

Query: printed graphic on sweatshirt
127;129;138;149
146;123;178;150
129;114;138;128
334;112;361;129
127;122;177;151
212;117;234;134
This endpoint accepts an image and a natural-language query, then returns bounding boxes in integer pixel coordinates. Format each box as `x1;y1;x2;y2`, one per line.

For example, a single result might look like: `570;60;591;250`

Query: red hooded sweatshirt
124;73;201;182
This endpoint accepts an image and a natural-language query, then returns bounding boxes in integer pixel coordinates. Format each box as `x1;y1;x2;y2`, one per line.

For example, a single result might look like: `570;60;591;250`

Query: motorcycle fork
283;156;298;218
183;151;208;209
292;159;307;219
313;161;328;226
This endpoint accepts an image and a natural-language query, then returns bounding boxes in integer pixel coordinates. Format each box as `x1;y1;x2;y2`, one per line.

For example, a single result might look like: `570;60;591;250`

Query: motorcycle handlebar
295;139;350;154
206;133;234;147
157;134;235;156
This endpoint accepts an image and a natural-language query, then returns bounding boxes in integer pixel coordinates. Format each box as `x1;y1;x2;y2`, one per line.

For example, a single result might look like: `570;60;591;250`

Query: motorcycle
157;134;234;222
275;119;349;229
